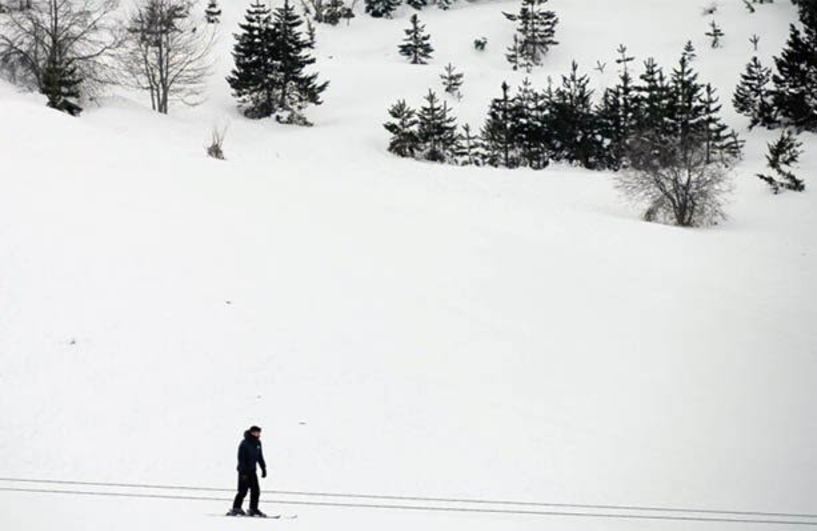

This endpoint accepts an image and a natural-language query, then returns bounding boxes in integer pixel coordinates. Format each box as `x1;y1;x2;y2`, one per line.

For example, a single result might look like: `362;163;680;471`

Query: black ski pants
233;471;260;511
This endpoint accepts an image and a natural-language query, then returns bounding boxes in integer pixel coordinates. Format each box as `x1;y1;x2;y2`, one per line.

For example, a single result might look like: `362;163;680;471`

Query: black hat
249;425;262;433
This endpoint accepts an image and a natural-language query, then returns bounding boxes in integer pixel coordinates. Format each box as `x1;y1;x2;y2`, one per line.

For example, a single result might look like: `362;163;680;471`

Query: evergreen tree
503;0;558;71
683;40;697;62
440;62;463;99
384;99;420;158
636;58;672;137
42;54;82;116
270;0;328;124
733;55;775;128
667;51;707;151
512;77;549;169
482;81;519;168
205;0;221;23
772;23;817;130
757;129;806;193
455;124;484;166
227;0;276;118
706;19;724;48
597;44;641;168
506;35;523;71
548;61;601;168
406;0;427;10
365;0;400;18
398;14;433;64
701;83;743;163
416;89;459;162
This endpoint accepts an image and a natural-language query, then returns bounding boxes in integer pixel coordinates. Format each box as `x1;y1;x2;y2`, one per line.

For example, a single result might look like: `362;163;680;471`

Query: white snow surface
1;0;816;530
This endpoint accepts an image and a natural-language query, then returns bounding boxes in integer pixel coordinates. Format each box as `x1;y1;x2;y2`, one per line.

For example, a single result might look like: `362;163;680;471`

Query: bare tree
0;0;121;99
122;0;214;114
616;133;733;227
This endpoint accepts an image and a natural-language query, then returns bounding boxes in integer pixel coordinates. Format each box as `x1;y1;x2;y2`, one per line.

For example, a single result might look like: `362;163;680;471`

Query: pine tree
733;56;775;128
416;89;459;162
503;0;558;71
384;99;419;158
42;54;82;116
757;129;805;193
365;0;400;18
683;40;697;62
549;61;601;168
205;0;221;23
398;14;433;64
512;77;549;169
270;0;328;124
506;35;523;71
227;0;276;118
482;82;519;168
440;62;463;99
636;58;672;137
597;44;641;169
772;23;817;130
667;51;707;151
701;83;742;163
406;0;426;10
455;124;484;166
706;19;724;48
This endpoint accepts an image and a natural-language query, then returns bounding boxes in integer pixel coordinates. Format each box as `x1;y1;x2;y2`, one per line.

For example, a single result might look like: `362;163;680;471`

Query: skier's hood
244;430;258;441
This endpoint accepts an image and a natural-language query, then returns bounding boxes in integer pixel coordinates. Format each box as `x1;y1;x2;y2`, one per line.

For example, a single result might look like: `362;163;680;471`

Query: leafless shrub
616;134;733;227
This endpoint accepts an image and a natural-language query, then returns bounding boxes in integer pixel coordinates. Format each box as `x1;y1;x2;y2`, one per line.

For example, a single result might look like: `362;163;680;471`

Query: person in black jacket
229;425;267;516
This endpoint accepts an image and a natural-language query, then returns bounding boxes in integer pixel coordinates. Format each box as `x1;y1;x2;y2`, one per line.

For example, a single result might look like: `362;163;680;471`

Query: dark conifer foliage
705;19;724;48
399;14;434;64
772;22;817;130
481;82;519;168
416;90;459;162
365;0;400;18
227;0;276;118
227;0;328;124
205;0;221;23
455;124;484;166
384;99;419;158
406;0;427;10
548;61;602;168
42;56;82;116
440;62;463;99
757;129;806;193
503;0;558;71
733;56;775;128
512;77;549;169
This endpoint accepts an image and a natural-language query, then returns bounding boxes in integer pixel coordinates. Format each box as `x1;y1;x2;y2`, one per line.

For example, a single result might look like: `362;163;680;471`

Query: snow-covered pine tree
506;35;523;71
757;129;806;193
455;124;484;166
398;14;433;64
205;0;221;23
772;22;817;130
482;81;519;168
406;0;427;10
416;89;459;162
42;55;82;116
548;61;601;168
667;51;707;150
683;40;697;62
440;62;463;99
512;77;549;169
733;56;775;128
269;0;328;124
503;0;558;71
706;19;724;48
701;83;743;163
636;58;672;137
227;0;276;118
384;99;419;158
597;44;641;169
365;0;400;18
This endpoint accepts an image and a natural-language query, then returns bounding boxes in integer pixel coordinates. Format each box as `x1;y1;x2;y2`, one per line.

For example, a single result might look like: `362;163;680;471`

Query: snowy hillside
1;1;816;530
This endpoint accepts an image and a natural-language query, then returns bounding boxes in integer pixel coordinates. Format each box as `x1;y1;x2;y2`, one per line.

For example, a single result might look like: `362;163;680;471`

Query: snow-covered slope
1;1;816;530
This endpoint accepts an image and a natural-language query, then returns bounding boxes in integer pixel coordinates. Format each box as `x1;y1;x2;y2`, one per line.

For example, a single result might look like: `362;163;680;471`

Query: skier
228;425;267;517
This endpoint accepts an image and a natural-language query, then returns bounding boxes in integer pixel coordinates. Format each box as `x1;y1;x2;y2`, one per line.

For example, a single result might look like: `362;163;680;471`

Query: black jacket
237;430;266;475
